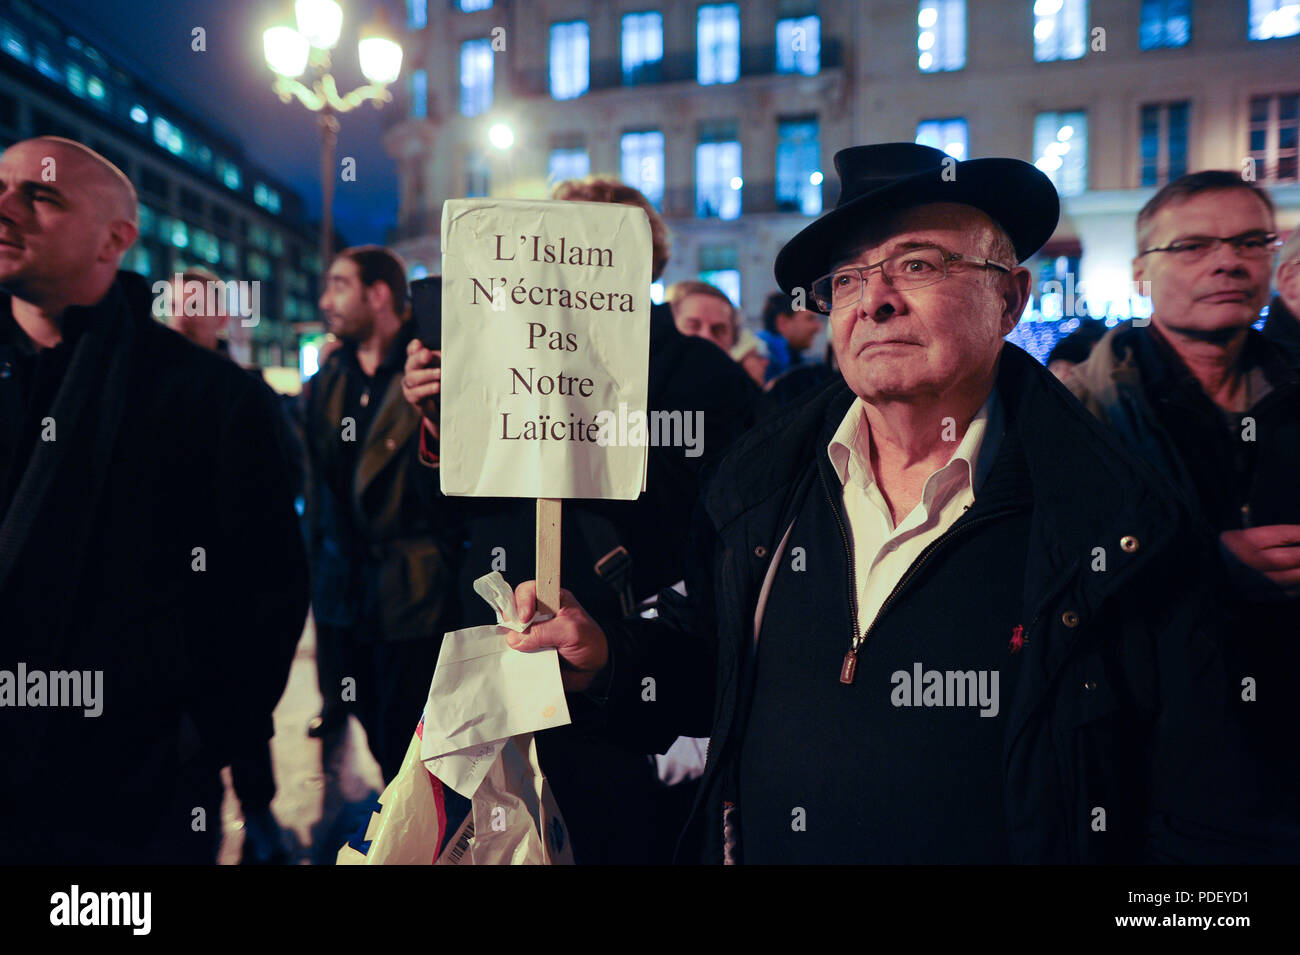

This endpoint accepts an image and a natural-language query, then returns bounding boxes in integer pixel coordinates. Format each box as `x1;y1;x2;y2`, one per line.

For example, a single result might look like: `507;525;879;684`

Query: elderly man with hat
506;144;1294;863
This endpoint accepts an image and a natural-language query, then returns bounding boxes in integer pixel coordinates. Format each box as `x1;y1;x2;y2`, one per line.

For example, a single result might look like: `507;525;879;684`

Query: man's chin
1160;310;1259;342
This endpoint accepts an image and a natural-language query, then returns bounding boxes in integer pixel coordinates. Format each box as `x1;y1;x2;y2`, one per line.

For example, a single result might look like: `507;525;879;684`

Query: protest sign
439;197;652;501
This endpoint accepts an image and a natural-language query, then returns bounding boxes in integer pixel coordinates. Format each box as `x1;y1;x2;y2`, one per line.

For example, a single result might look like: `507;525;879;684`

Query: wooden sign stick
536;497;562;616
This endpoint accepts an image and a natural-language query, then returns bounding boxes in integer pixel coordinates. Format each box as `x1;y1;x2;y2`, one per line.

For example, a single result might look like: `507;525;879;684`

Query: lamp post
264;0;402;277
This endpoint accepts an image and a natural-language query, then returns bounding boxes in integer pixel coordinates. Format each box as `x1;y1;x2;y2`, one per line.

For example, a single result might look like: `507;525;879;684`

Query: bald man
0;137;309;864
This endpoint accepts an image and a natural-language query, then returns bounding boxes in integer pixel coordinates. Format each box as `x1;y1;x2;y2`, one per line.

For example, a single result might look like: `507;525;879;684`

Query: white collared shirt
825;391;1002;638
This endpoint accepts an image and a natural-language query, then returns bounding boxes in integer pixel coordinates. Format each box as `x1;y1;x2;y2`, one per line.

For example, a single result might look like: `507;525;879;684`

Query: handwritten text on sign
440;198;651;499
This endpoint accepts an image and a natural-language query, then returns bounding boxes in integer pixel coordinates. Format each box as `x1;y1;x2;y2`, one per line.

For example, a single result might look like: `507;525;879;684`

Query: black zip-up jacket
591;343;1296;863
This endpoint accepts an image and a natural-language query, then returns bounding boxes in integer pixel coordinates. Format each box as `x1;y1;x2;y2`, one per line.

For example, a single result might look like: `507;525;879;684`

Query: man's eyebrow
830;238;941;271
0;178;67;200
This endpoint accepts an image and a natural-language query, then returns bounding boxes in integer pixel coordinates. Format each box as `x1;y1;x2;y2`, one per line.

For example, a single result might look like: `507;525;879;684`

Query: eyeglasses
1137;231;1279;262
810;246;1012;314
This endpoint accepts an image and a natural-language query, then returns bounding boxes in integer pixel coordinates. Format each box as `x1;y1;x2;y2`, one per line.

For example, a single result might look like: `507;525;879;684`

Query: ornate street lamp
264;0;402;275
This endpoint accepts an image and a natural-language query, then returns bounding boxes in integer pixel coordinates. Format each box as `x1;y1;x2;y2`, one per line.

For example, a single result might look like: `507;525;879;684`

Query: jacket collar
706;342;1183;589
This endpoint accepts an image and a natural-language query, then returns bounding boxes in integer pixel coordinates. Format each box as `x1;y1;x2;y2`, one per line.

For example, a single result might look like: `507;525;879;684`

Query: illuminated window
153;116;183;155
410;69;427;119
1139;102;1189;186
620;130;665;209
457;0;492;10
697;122;741;220
1034;0;1087;62
460;38;493;116
700;245;740;307
916;117;969;160
407;0;427;29
548;147;590;184
1034;111;1087;196
1250;0;1300;39
1140;0;1190;49
698;3;740;85
67;62;85;96
917;1;965;71
1249;92;1299;182
1;21;29;63
466;151;490;197
622;11;663;85
776;15;819;75
550;21;589;100
776;118;821;215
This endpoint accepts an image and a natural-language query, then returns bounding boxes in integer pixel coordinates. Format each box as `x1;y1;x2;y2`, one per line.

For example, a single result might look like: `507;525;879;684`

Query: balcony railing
511;38;842;98
662;180;830;219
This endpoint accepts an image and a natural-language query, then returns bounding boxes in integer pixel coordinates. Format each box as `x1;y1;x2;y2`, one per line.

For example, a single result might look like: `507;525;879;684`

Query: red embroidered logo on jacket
1009;624;1026;654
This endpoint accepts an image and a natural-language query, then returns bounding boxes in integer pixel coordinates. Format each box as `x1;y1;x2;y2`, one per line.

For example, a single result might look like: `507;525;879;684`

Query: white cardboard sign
439;198;651;499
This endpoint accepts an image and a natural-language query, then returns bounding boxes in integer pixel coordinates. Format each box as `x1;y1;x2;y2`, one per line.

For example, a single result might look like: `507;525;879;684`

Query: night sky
54;0;403;246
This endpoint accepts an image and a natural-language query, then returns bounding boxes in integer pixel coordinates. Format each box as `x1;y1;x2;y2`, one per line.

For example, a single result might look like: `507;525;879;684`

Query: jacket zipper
821;468;1017;684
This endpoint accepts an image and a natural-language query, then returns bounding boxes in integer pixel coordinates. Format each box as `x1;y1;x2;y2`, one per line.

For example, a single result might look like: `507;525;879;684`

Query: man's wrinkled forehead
830;202;997;270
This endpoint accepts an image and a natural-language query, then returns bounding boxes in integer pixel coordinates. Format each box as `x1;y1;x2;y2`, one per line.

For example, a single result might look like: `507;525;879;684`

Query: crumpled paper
419;572;571;798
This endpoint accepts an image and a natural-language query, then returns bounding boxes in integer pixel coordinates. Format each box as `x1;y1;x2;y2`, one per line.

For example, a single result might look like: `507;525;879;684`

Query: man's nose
1207;239;1253;273
857;269;904;322
0;188;24;225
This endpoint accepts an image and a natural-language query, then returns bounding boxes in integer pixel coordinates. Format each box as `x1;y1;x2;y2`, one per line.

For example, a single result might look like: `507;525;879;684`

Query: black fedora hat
774;142;1060;297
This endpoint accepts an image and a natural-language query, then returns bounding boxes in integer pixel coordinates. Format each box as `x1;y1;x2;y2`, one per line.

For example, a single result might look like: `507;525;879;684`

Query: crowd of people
0;134;1296;864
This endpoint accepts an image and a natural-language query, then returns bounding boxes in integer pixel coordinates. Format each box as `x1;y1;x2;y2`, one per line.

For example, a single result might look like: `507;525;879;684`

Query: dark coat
1264;294;1300;349
1067;321;1300;806
303;322;453;642
596;343;1296;863
422;303;759;863
0;271;308;863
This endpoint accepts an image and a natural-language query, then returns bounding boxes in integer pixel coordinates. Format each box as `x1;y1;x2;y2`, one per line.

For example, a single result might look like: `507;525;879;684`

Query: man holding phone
304;245;451;782
1068;171;1300;812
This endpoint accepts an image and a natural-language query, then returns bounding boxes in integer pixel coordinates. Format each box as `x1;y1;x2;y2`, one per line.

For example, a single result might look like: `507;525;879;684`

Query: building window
254;182;282;214
1249;92;1299;182
1034;111;1087;196
918;0;965;72
776;15;820;75
34;44;61;83
915;117;968;160
153;116;183;155
548;147;590;184
622;11;663;85
407;0;427;29
1;21;29;63
776;118;822;215
621;130;665;209
457;0;493;10
130;104;148;124
1139;0;1190;49
699;245;740;306
460;38;493;117
410;69;427;119
466;151;491;197
1249;0;1300;39
698;3;740;86
550;21;590;100
696;122;742;220
1139;102;1189;187
216;159;241;191
1033;0;1087;62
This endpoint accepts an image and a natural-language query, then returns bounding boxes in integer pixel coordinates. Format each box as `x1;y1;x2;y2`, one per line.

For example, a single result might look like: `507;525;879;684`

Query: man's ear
101;219;139;263
364;280;391;316
998;267;1032;335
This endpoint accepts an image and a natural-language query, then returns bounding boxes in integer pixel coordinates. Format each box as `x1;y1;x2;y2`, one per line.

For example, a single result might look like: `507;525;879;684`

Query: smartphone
411;275;442;352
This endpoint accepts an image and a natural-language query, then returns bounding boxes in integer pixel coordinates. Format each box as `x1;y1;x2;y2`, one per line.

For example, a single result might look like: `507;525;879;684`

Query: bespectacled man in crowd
1068;171;1300;818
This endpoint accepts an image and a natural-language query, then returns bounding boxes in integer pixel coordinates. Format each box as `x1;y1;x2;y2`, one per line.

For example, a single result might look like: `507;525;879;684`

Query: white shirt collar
827;390;999;506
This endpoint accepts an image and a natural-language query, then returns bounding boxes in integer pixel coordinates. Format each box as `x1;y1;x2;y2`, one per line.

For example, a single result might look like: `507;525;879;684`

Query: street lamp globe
264;26;310;78
359;35;402;85
295;0;343;50
489;122;515;150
